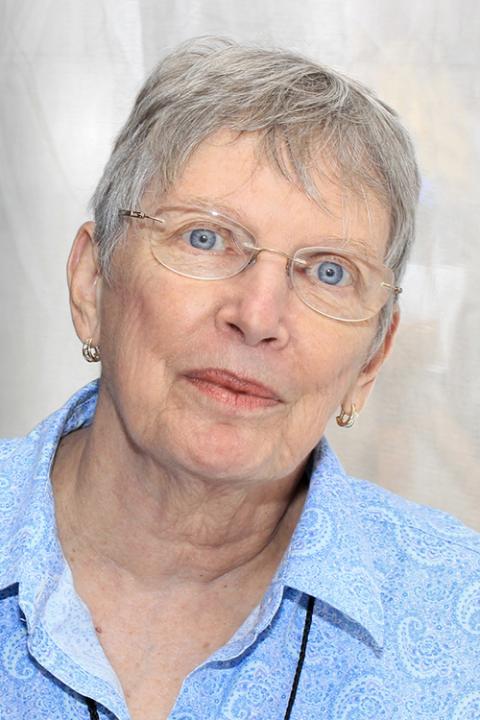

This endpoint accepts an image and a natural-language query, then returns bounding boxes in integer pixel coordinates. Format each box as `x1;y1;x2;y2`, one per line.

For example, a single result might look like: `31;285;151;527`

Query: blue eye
186;228;223;251
316;261;350;286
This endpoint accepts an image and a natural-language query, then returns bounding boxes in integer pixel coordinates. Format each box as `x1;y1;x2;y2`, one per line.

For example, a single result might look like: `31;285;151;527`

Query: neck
52;402;310;594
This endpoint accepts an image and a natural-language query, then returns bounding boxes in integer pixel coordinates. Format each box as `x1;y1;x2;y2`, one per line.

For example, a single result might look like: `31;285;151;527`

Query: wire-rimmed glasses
119;205;401;322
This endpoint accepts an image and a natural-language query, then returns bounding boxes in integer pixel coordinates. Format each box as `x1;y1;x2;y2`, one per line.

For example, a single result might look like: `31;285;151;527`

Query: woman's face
77;131;393;485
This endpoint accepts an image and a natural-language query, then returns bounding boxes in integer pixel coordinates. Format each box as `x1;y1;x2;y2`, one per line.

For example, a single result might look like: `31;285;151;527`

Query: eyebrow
155;195;381;261
325;236;379;261
156;195;248;224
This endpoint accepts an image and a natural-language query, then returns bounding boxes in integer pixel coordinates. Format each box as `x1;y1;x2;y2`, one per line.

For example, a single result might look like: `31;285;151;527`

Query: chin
169;421;274;482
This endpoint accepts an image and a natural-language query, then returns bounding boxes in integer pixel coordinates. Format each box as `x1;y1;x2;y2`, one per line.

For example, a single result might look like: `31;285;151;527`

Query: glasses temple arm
381;281;403;296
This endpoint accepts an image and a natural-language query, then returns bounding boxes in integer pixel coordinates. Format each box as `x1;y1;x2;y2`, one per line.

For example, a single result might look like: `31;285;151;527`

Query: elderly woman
1;38;479;720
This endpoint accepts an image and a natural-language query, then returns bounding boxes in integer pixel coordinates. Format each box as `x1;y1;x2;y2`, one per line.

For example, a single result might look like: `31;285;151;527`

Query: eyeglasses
119;205;401;323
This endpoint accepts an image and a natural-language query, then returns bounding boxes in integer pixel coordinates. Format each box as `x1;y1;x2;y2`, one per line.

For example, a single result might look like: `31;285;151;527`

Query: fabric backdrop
1;0;479;530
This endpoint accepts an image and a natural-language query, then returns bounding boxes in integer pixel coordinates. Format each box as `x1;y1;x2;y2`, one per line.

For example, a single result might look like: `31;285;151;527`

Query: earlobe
336;404;358;428
67;222;102;345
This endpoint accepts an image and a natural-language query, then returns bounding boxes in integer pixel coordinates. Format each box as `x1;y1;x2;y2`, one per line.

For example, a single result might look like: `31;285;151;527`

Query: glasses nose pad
245;252;258;269
285;257;295;287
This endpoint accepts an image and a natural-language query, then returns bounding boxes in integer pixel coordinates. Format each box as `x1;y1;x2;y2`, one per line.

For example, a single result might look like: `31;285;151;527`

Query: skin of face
68;130;397;495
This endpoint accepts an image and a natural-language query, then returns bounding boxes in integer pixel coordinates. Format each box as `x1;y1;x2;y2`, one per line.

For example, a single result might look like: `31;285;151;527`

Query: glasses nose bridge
248;245;295;276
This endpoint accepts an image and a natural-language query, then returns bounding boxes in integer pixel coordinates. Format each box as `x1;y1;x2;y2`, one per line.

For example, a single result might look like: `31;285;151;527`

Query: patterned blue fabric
1;381;479;719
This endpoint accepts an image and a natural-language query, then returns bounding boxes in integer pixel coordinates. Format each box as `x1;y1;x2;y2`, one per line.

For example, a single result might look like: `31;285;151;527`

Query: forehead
146;130;390;257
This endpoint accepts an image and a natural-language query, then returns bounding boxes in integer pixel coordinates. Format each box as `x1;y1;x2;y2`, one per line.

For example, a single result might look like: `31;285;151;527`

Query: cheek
97;276;181;442
274;352;359;472
98;270;169;388
99;267;217;400
294;322;372;415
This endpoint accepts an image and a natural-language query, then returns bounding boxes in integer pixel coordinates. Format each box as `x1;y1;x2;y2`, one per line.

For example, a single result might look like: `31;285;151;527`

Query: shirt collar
275;439;385;648
0;380;100;595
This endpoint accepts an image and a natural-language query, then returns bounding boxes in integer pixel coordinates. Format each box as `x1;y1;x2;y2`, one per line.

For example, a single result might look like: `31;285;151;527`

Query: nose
215;250;293;348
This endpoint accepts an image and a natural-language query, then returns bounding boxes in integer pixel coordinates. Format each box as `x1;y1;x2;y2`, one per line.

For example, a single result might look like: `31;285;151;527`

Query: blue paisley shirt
0;381;480;720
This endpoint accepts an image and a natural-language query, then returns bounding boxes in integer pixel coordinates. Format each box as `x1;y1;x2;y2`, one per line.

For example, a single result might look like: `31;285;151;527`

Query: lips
183;368;281;401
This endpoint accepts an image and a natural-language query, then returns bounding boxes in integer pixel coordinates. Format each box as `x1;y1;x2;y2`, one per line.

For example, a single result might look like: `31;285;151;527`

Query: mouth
183;368;282;410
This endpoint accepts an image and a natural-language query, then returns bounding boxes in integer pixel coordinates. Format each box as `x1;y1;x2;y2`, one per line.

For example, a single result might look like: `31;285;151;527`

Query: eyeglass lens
142;207;393;322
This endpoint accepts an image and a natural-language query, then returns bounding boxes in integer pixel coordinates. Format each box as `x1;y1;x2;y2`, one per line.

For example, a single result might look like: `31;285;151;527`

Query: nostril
227;322;244;337
226;321;275;344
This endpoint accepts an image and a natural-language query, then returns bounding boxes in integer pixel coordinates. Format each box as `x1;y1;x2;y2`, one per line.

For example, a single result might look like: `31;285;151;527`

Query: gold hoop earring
336;404;358;428
82;338;100;363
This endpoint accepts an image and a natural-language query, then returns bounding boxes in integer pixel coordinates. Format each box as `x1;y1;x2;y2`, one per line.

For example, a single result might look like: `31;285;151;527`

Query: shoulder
0;432;45;586
350;473;480;560
0;431;45;538
0;381;99;500
315;440;480;563
0;432;43;500
348;474;480;629
0;436;22;461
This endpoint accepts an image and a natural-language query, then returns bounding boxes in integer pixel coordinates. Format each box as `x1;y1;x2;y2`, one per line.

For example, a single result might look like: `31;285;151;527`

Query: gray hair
91;36;420;353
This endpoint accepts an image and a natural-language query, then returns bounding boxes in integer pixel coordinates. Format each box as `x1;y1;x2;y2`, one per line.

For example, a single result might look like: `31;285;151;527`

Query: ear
67;222;102;345
342;309;400;414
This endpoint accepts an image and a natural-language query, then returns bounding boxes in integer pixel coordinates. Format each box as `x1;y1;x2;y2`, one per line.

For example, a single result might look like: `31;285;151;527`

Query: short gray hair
91;36;420;351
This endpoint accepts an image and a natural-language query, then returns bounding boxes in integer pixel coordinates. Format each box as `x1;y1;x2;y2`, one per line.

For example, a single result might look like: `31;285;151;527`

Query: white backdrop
1;0;479;529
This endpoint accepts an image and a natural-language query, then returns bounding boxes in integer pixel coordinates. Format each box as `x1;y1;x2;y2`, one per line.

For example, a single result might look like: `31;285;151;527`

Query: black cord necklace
86;697;99;719
84;593;314;720
284;593;315;719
